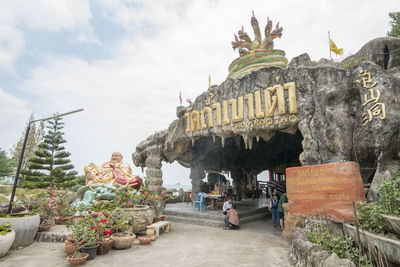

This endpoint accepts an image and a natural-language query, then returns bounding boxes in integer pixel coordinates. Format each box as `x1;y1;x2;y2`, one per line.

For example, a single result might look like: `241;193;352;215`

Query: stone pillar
145;145;163;191
231;169;243;201
190;165;205;197
241;174;248;200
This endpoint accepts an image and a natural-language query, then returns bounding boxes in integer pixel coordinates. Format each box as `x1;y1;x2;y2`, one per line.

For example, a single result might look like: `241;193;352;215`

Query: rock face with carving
133;36;400;200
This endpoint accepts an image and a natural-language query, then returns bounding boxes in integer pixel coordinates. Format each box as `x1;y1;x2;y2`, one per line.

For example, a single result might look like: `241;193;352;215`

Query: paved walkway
0;217;292;267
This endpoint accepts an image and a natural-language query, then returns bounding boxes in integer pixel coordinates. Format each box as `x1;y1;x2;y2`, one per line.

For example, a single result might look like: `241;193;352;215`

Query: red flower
100;219;107;223
124;194;128;198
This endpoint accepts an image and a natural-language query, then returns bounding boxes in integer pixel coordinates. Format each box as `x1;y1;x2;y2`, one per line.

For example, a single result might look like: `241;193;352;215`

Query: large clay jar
0;214;40;247
123;205;154;233
0;229;15;257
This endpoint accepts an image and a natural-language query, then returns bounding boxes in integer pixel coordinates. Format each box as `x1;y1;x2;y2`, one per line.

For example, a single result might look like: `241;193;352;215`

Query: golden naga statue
231;11;283;56
84;152;142;189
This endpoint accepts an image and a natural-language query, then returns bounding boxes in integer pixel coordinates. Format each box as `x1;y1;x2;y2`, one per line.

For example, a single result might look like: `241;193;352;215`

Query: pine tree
388;12;400;38
22;116;77;188
10;114;45;184
0;148;13;178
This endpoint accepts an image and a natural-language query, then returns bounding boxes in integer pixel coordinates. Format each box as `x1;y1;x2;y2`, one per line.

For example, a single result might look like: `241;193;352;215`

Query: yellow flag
330;40;343;55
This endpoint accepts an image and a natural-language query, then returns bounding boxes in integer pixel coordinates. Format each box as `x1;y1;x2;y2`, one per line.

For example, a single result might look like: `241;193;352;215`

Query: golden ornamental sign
184;79;298;134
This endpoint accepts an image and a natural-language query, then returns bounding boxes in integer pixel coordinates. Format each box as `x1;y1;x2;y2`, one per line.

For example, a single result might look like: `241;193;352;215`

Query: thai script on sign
184;80;298;133
355;69;386;126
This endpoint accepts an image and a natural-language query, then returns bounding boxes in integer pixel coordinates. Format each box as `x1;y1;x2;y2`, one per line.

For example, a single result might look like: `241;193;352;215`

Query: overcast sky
0;0;398;186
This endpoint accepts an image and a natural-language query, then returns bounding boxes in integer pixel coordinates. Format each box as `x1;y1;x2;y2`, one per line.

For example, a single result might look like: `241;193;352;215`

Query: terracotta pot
81;243;99;260
97;239;113;255
67;253;89;265
55;216;72;225
138;235;152;245
153;214;166;223
65;240;76;255
38;223;52;232
110;233;136;249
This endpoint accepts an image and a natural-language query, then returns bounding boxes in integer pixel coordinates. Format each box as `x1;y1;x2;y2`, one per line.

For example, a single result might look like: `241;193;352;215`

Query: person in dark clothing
278;192;288;230
268;188;280;228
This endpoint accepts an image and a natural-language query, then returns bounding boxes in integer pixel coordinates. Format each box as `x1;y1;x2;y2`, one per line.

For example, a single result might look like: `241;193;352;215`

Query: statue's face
111;152;123;162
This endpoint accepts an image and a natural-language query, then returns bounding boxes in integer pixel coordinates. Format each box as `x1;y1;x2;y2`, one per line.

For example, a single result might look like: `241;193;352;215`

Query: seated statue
72;152;143;210
84;152;142;189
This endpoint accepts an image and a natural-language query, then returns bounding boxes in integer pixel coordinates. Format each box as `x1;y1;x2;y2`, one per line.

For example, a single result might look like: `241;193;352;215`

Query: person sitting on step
222;197;233;215
223;204;240;230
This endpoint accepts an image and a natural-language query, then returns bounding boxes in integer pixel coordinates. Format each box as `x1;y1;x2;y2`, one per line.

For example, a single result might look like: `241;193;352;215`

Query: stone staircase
164;200;268;228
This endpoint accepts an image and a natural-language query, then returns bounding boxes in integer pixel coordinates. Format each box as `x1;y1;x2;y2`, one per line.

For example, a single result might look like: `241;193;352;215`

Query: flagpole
328;31;332;60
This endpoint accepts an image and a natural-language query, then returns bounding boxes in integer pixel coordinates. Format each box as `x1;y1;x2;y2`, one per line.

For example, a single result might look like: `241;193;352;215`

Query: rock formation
133;37;400;200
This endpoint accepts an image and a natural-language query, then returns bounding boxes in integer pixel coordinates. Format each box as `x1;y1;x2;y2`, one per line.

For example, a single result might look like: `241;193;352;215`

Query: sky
0;0;398;186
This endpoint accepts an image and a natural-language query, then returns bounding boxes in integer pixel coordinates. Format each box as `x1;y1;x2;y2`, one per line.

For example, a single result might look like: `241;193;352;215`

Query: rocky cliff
133;37;400;200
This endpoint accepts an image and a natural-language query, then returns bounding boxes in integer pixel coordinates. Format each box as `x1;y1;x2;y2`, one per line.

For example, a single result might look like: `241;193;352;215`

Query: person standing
278;192;288;230
268;188;280;228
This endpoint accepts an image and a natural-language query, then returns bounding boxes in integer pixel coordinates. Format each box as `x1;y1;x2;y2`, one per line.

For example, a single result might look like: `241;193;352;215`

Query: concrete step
164;206;266;221
165;212;269;228
165;215;224;228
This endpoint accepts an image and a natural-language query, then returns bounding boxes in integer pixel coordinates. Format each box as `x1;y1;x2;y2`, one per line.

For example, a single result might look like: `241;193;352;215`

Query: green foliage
342;57;364;69
387;12;400;38
0;222;11;235
0;148;14;177
308;226;370;266
22;117;77;189
356;201;385;234
74;175;86;186
10;114;45;185
107;208;132;233
356;171;400;236
377;171;400;215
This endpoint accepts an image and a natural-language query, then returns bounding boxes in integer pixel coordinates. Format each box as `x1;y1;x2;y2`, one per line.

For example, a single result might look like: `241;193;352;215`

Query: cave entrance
189;129;303;202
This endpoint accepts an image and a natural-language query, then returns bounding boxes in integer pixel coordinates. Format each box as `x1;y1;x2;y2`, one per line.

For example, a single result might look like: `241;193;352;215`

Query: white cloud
0;0;95;72
0;88;31;152
1;0;399;185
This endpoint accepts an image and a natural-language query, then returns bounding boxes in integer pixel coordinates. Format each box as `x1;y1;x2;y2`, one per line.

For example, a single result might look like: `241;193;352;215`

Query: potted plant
109;209;136;249
66;219;89;265
31;187;57;231
94;213;113;255
144;190;173;222
0;222;15;257
81;227;98;260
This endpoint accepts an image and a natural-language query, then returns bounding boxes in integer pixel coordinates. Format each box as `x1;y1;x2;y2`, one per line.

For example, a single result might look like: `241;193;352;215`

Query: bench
150;221;173;238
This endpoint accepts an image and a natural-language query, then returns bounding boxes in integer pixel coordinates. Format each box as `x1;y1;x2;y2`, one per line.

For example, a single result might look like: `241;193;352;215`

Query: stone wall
290;228;356;267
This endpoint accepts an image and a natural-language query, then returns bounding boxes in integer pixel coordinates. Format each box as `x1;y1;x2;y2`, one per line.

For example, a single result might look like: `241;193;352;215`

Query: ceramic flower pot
0;214;40;247
97;239;113;255
0;229;15;257
81;243;99;260
64;239;76;255
110;233;136;249
66;253;89;265
138;235;152;245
